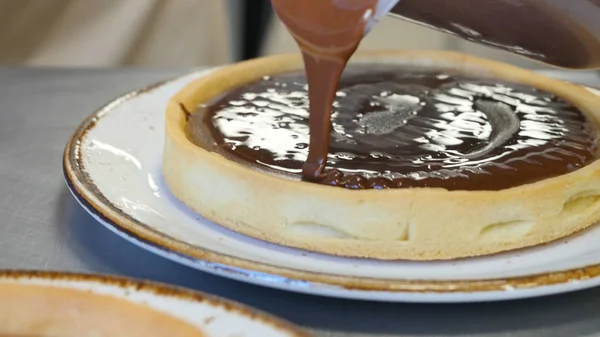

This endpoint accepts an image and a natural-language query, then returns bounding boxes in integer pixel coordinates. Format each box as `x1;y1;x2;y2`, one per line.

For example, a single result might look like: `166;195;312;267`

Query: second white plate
63;70;600;303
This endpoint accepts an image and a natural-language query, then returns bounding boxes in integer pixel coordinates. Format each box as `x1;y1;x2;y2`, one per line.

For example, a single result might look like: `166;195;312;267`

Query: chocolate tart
163;50;600;260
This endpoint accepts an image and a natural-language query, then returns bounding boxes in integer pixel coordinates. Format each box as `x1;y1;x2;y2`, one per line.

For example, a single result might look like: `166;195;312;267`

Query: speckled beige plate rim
62;70;600;298
0;270;310;336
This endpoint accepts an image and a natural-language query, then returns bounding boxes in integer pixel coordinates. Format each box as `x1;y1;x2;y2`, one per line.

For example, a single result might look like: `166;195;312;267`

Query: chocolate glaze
187;65;599;190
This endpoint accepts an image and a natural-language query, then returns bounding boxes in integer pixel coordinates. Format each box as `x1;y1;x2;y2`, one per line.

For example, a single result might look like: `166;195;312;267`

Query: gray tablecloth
1;66;600;337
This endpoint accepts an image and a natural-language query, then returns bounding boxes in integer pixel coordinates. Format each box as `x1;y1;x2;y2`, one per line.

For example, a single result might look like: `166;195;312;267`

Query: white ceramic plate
0;271;308;336
63;71;600;303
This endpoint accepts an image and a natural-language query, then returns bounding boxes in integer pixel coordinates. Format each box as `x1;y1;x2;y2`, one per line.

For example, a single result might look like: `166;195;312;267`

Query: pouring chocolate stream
270;0;378;181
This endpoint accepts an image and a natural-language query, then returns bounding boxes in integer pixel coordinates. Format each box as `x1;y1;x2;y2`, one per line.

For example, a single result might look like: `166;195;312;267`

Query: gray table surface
1;66;600;337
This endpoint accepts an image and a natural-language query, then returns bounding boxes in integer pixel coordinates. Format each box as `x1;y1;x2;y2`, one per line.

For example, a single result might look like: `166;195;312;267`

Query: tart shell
163;50;600;260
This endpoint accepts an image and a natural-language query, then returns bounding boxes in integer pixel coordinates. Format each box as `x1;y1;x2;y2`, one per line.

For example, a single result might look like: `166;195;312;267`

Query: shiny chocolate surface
187;65;599;190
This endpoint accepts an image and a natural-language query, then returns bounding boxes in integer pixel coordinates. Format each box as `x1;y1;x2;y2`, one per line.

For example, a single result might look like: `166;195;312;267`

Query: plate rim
62;70;600;296
0;270;310;336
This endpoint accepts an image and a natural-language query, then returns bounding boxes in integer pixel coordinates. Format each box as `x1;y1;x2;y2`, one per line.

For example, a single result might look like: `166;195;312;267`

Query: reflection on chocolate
187;65;599;191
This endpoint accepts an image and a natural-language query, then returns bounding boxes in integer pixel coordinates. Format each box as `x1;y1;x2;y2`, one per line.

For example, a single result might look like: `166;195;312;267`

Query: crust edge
163;50;600;260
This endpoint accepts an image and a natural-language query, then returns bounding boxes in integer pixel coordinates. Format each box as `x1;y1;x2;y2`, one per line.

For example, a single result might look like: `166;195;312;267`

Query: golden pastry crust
163;50;600;260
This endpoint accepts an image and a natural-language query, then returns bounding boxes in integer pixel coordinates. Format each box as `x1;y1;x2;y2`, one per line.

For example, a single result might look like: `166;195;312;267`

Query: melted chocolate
268;0;600;186
270;0;377;181
391;0;600;69
187;65;599;190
